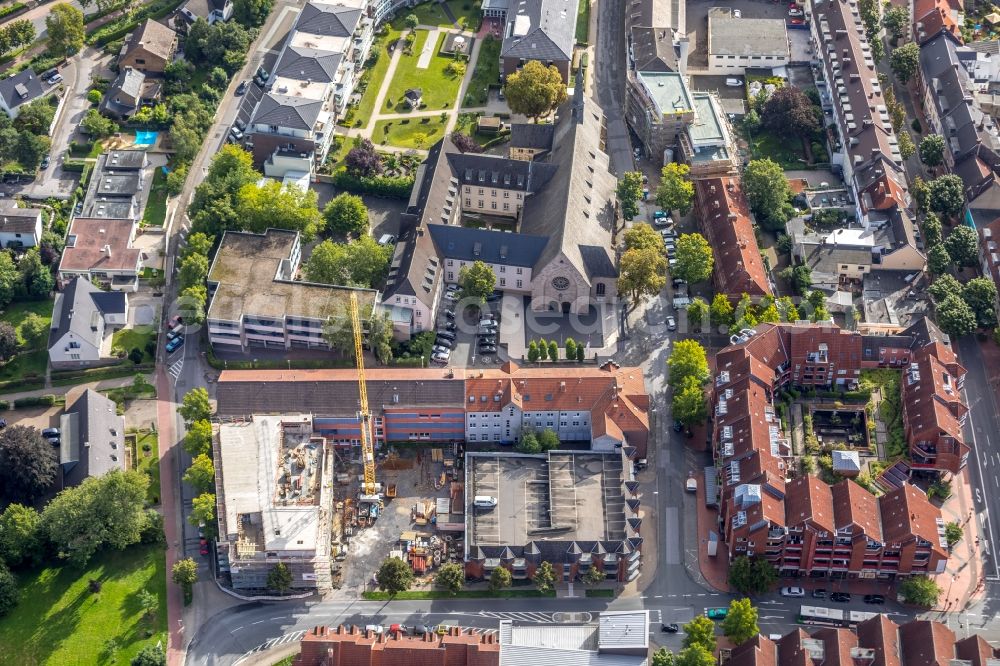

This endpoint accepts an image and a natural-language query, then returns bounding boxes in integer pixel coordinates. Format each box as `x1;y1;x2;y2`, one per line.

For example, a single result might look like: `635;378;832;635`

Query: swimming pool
134;130;158;146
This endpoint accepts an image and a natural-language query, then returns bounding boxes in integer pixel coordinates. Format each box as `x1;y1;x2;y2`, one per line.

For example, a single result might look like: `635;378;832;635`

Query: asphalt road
0;0;84;40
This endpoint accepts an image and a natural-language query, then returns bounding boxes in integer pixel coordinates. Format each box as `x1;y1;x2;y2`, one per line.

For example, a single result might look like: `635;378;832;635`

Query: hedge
86;0;185;46
330;167;414;199
49;363;154;386
0;400;8;410
13;394;57;408
0;2;27;20
62;159;87;172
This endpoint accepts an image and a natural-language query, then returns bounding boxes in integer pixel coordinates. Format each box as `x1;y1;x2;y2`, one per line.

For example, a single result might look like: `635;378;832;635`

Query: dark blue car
165;336;184;353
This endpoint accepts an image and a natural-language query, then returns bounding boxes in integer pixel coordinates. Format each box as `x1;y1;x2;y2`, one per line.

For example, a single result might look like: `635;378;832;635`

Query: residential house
498;0;579;82
48;277;128;369
0;69;45;118
0;201;43;248
977;217;1000;316
901;339;969;472
694;176;772;299
913;0;963;45
179;0;233;24
102;68;162;119
118;19;177;74
58;218;143;291
707;7;789;74
59;389;126;487
205;228;379;351
79;150;149;221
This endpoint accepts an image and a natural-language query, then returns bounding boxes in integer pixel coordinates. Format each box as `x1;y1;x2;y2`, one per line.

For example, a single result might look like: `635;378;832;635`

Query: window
499;278;506;286
504;191;509;198
493;433;500;441
517;193;522;200
70;354;80;360
573;420;579;426
478;200;484;208
465;198;471;206
469;434;477;441
447;272;454;280
516;279;522;288
478;188;484;195
516;267;523;275
447;259;453;266
491;201;497;209
491;189;496;196
503;202;510;211
135;58;145;64
596;283;606;296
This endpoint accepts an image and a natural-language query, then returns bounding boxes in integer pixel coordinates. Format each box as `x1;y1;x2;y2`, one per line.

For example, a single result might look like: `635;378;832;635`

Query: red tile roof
694;177;772;298
784;475;835;533
878;484;945;555
856;615;902;666
914;0;963;44
899;620;957;666
59;218;141;273
728;634;778;666
955;635;1000;666
295;625;500;666
831;479;882;541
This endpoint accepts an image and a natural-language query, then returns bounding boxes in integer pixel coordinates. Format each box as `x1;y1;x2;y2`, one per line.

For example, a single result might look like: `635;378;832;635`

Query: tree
527;340;540;363
623;223;665;254
667;339;709;388
538;428;560;451
963;277;999;329
533;560;556;593
547;340;558;362
912;176;931;213
16;248;53;300
0;503;42;567
923;212;943;245
537;338;548;361
929;174;965;219
882;4;909;41
727;556;777;596
489;565;512;592
806;290;829;322
0;563;17;618
172;558;198;591
928;274;962;302
369;311;395;365
183;454;215;494
945;521;963;549
42;470;150;566
137;588;158;621
936;293;977;338
743;159;791;230
762;86;820;139
898;130;915;160
776;296;800;322
683;616;716;653
131;644;166;666
190;493;216;531
236;180;323;240
920;134;946;167
166;164;188;196
517;429;541;453
583;565;605;585
180;388;212;423
376;556;413;595
616;171;644;220
710;294;734;328
323;311;355;359
446;60;466;77
178;252;208;290
787;264;813;295
128;347;145;366
655;163;694;215
722;598;759;646
267;562;293;593
944;225;979;267
674;233;714;283
899;575;942;607
503;60;567;121
0;253;17;308
686;297;709;330
676;647;716;666
404;13;419;29
233;0;272;26
890;42;920;83
672;375;707;427
323;193;369;237
0;322;16;362
345;139;383;176
576;344;585;362
46;3;85;56
448;131;481;154
80;109;117;138
183;419;213;457
565;337;577;361
457;260;496;305
0;425;57;503
435;562;465;595
618;247;667;303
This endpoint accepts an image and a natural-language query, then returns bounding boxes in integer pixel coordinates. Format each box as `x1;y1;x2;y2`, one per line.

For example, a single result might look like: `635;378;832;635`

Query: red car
789;17;805;24
200;545;209;556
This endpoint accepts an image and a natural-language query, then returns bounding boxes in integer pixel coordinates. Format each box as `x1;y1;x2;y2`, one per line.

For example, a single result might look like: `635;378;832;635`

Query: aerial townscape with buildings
8;0;1000;664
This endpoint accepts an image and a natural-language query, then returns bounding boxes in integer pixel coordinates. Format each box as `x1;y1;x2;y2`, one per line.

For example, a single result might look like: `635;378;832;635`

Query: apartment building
205;229;379;351
294;625;501;666
247;0;374;177
79;150;149;221
913;0;963;45
694;176;772;299
729;616;1000;666
497;0;578;82
809;0;911;228
57;218;143;291
707;7;789;75
901;338;969;472
215;415;334;591
215;361;650;455
383;90;617;337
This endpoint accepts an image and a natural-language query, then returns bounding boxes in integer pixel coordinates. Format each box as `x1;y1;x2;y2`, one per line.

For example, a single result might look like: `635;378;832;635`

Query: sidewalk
155;366;184;666
932;469;985;612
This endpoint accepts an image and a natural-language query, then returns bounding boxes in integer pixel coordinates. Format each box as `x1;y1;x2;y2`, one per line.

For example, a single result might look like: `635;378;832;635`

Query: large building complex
205;229;379;351
215;361;650;455
707;7;789;75
491;0;579;82
383;91;618;337
215;415;335;591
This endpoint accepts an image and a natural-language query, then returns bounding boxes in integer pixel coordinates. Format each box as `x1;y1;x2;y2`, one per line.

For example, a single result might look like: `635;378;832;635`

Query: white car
732;9;742;17
666;315;677;331
431;352;450;364
654;217;672;227
781;586;805;597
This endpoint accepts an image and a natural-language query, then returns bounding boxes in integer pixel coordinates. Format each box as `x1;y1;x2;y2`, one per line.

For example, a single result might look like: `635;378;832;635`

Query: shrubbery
331;167;414;199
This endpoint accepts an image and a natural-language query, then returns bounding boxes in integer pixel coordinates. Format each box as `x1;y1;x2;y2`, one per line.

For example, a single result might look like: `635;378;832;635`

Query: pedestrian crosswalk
476;611;555;622
233;630;306;665
169;358;183;381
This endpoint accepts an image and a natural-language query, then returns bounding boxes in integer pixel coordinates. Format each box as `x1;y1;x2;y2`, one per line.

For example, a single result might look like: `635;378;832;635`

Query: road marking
169;357;184;382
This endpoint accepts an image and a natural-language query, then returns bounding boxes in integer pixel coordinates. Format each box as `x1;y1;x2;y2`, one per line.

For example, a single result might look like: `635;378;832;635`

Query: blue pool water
134;130;158;146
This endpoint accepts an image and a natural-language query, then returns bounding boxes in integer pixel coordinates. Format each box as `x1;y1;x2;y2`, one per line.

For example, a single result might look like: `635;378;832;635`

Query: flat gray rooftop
466;451;627;548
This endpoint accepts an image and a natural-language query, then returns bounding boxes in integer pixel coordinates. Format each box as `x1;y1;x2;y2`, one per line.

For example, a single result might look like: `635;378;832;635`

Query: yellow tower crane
349;292;377;497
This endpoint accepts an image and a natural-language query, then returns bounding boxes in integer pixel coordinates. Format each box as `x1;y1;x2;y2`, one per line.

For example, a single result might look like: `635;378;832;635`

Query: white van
378;234;396;246
473;495;498;509
726;78;743;87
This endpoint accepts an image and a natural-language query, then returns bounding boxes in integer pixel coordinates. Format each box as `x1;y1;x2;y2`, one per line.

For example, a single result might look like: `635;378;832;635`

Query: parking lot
432;291;505;368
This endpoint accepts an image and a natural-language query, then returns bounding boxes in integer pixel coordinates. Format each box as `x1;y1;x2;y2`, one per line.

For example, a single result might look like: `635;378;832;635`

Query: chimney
103;244;112;257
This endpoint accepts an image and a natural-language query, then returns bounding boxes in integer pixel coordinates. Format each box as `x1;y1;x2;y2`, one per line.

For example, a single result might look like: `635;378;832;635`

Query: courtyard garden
374;116;449;149
342;27;403;129
462;35;500;107
141;166;170;227
384;30;466;112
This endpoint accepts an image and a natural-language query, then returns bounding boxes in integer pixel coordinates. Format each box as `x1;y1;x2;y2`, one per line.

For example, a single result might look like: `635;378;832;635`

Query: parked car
654;216;672;227
48;73;63;84
167;315;183;329
485;292;501;302
166;336;184;353
233;118;247;132
444;291;458;301
434;338;454;349
732;8;742;17
365;625;384;635
726;78;743;86
42;427;60;442
442;321;457;331
229;126;244;141
781;586;805;598
788;7;803;16
431;352;450;364
255;66;269;84
666;315;677;331
436;330;456;341
432;345;451;354
661;623;679;633
236;80;249;95
40;156;49;169
478;336;497;345
705;607;728;620
829;592;852;603
863;594;885;605
479;345;497;354
812;589;826;598
443;309;456;320
788;17;806;26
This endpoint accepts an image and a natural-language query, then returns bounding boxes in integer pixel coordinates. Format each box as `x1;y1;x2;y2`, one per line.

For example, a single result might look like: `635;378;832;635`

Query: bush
13;394;57;408
87;0;185;46
330;167;414;199
0;3;27;20
87;89;102;105
0;400;8;410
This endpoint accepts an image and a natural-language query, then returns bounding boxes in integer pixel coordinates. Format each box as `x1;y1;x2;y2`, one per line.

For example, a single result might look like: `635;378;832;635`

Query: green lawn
347;27;402;128
132;431;160;505
391;0;481;29
585;588;615;597
0;544;167;665
374;116;449;149
142;166;168;227
0;349;48;388
745;128;808;170
1;299;53;349
576;0;591;44
463;35;500;108
385;30;464;112
112;327;157;363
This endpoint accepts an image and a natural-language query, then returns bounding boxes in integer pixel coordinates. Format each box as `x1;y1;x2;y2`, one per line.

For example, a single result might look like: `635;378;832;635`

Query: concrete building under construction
215;414;334;591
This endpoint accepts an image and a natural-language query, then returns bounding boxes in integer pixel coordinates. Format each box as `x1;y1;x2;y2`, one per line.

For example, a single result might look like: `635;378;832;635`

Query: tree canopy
179;388;212;423
673;233;714;283
919;134;946;167
46;3;85;56
667;339;709;388
502;61;568;121
623;223;665;253
457;260;497;305
743;159;791;230
655;163;694;215
304;237;393;288
936;293;977;338
762;86;820;139
928;243;953;276
722;598;759;645
672;375;708;427
376;556;414;595
435;562;465;595
267;562;293;592
683;616;716;653
323;193;369;237
928;174;966;219
963;277;999;329
944;225;979;267
533;560;556;593
617;172;644;220
618;247;667;303
898;575;941;607
882;4;909;41
727;556;777;596
890;42;920;83
0;426;58;504
0;503;42;567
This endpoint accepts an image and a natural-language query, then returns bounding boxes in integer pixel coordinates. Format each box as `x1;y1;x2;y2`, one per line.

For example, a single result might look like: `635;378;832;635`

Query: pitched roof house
0;201;43;248
118;19;177;73
499;0;580;82
0;69;45;119
59;389;126;487
48;277;128;369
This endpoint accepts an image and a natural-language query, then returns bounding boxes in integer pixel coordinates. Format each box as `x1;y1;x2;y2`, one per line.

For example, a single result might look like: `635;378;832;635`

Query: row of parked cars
780;586;885;604
165;315;185;353
431;287;501;364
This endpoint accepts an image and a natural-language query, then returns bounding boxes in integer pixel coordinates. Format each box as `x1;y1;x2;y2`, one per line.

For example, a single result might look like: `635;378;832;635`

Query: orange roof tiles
832;479;882;541
900;620;957;666
914;0;963;44
856;615;902;666
784;475;835;533
878;484;945;556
